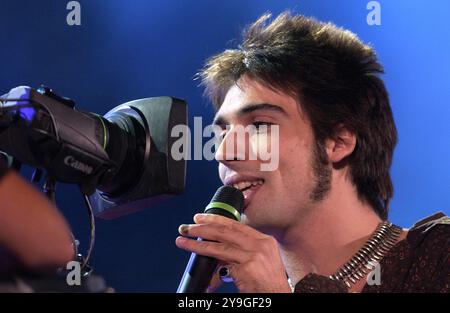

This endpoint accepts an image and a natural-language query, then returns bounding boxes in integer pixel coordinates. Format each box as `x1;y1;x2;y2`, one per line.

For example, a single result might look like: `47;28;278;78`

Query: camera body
0;86;187;219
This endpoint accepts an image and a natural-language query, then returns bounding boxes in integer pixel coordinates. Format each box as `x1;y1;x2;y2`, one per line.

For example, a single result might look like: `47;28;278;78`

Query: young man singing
176;12;449;293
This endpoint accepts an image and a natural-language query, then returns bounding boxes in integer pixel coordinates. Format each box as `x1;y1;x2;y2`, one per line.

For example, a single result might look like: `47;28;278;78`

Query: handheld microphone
177;185;244;293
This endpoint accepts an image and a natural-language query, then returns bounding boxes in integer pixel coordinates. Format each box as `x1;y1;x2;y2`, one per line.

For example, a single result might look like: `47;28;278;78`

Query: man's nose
214;126;247;163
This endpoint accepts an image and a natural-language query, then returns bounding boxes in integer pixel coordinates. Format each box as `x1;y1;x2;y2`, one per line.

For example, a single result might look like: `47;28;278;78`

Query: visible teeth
237;182;250;190
232;180;264;191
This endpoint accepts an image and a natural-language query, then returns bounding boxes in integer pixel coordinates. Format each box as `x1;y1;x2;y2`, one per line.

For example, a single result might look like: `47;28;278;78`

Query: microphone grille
210;185;244;213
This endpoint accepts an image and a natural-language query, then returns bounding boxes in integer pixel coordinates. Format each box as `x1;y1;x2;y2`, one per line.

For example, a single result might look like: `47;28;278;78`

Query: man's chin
240;213;267;231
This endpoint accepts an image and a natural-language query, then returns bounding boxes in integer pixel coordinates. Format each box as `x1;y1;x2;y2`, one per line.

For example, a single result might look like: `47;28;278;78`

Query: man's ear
324;125;357;163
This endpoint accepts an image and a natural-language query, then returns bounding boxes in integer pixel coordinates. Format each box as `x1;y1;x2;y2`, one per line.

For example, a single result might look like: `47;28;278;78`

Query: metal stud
330;222;401;288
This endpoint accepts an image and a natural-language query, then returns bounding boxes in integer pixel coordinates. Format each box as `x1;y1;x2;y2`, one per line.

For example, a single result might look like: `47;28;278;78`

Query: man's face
214;76;329;236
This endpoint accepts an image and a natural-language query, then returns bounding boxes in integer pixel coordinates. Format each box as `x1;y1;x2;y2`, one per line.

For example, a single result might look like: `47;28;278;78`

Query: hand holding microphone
176;185;292;293
176;185;244;293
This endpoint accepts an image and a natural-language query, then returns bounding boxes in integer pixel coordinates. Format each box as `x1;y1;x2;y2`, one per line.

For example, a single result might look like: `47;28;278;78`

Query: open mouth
232;179;264;192
231;179;264;210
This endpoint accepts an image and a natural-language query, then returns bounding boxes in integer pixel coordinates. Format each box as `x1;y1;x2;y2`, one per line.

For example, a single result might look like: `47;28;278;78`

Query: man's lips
223;175;264;210
241;183;263;210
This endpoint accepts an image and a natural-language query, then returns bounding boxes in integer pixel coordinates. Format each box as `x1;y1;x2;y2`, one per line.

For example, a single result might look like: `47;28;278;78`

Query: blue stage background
0;0;449;292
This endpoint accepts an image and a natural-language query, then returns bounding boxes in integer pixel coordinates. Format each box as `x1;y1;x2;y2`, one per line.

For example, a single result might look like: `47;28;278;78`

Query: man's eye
252;121;274;132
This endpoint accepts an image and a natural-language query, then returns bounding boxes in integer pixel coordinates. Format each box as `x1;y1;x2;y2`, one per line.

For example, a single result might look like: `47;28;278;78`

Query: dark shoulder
408;212;450;247
403;212;450;292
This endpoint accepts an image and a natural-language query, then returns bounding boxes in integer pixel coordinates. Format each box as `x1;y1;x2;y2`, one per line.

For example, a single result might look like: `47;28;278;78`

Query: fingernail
175;236;186;244
178;224;189;235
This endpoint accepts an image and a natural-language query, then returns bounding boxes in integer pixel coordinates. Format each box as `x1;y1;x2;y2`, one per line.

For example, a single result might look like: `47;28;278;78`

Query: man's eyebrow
212;103;288;126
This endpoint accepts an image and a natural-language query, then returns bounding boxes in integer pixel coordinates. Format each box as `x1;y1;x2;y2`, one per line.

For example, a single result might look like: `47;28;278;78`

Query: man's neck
276;181;382;286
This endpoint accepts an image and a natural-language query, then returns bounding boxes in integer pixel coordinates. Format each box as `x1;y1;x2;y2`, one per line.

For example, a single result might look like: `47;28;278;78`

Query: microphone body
177;186;244;293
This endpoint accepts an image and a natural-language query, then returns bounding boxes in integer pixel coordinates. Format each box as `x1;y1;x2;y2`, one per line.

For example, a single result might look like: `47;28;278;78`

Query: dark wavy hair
198;12;397;219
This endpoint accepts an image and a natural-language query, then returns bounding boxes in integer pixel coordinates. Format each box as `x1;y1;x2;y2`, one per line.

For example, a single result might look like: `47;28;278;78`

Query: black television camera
0;86;187;218
0;86;187;291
